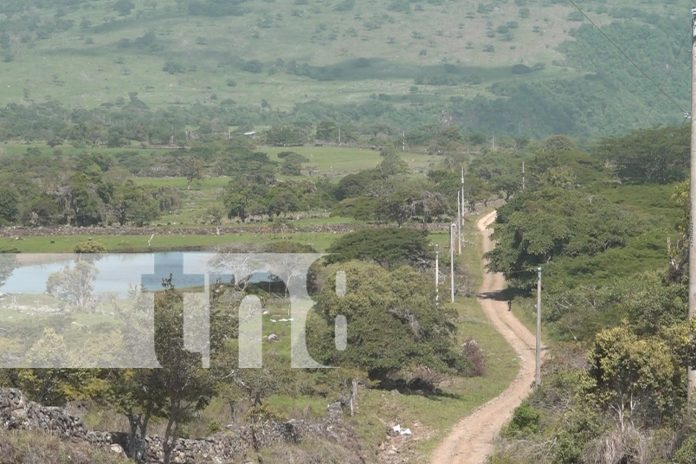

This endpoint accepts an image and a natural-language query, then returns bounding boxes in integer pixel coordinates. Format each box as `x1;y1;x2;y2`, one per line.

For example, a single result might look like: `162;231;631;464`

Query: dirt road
430;211;539;464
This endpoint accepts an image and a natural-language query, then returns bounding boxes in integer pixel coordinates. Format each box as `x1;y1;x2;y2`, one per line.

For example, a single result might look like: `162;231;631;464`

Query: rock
0;388;362;463
110;444;126;456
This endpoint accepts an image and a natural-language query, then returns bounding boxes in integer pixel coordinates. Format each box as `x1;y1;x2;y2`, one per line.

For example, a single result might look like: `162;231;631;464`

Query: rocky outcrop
0;389;362;463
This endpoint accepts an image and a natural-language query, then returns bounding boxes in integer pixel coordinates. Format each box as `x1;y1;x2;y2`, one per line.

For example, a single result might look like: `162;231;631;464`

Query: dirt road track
429;211;540;464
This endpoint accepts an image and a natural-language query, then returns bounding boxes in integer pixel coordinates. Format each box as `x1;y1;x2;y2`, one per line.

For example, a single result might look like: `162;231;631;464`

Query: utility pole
450;224;456;303
402;131;406;152
435;244;440;306
535;266;542;387
460;167;464;254
338;126;341;145
689;6;696;400
457;191;462;255
522;160;526;191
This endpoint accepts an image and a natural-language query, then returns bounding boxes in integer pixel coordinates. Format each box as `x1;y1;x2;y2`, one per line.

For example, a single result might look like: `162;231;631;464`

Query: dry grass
0;430;129;464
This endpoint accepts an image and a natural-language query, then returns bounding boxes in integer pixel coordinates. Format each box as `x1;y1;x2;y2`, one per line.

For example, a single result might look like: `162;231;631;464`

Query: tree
107;280;214;464
265;184;302;217
181;157;204;190
112;184;159;226
280;158;303;176
316;120;338;142
0;187;18;225
544;273;685;342
265;125;307;146
46;260;98;312
24;194;63;226
376;152;409;177
427;126;465;156
113;0;135;16
204;205;224;226
335;170;380;200
595;126;689;184
66;174;104;226
223;180;269;222
487;188;640;289
219;150;277;185
588;326;679;430
105;368;164;461
152;282;214;464
308;262;466;384
374;178;448;225
326;228;431;269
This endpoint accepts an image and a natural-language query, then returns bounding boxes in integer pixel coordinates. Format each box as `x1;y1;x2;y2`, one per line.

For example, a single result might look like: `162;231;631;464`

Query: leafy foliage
595;126;689;184
326;228;431;269
588;325;681;429
487;187;641;289
308;262;466;383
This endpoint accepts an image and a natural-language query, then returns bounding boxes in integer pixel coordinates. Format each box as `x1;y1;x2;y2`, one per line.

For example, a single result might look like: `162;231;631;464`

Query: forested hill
0;0;691;137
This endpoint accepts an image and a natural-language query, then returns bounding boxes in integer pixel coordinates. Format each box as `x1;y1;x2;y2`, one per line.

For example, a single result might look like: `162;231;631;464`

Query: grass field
0;0;631;111
264;145;434;177
0;231;340;253
135;144;432;224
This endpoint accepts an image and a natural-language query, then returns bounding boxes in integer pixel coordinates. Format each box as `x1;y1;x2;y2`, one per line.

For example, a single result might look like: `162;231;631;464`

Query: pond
0;252;282;296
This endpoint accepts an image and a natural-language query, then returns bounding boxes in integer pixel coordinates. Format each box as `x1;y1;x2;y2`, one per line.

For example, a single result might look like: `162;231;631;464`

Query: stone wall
0;389;363;463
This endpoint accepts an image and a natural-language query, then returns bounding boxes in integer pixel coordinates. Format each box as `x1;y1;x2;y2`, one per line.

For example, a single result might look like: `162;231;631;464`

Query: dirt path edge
429;211;539;464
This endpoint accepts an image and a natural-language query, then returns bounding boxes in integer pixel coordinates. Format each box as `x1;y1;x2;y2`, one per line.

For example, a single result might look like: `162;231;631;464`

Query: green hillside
0;0;692;136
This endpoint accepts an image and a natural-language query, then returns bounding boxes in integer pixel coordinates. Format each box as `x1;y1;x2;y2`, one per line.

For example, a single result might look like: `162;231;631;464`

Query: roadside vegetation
0;2;693;461
486;127;696;464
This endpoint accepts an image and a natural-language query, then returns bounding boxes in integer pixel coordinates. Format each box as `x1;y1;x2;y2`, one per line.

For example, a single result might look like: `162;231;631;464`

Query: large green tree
487;188;641;289
308;262;467;384
595;126;689;184
326;228;431;269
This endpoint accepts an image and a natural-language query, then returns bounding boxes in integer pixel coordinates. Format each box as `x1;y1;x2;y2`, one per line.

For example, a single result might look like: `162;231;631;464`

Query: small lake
0;252;276;296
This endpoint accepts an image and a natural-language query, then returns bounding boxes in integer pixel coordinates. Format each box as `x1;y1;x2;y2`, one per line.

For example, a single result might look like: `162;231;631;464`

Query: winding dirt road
430;211;539;464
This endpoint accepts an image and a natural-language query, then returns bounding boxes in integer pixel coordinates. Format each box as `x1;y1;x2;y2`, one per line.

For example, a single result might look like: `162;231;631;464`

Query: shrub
674;434;696;464
461;338;486;376
74;239;106;254
505;402;541;436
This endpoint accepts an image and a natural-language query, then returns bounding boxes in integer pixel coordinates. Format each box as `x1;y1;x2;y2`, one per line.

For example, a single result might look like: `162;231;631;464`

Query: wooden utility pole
535;266;542;387
689;7;696;400
435;244;440;306
450;224;456;303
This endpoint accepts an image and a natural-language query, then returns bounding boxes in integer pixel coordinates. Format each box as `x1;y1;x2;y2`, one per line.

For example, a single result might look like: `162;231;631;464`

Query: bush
163;61;185;74
461;338;486;376
505;402;541;437
674;434;696;464
74;239;106;254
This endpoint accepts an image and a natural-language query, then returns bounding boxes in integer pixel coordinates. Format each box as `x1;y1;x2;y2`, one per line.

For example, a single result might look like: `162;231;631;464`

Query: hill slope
0;0;691;136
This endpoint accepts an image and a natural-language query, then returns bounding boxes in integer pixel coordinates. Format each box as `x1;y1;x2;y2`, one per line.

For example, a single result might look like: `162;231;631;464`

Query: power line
566;0;690;118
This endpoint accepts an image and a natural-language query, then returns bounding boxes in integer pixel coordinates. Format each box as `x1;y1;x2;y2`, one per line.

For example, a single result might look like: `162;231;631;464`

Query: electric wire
566;0;690;118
